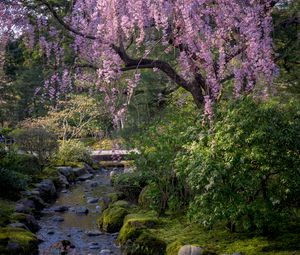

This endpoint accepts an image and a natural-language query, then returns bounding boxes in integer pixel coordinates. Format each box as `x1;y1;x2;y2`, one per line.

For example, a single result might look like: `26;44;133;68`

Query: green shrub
138;183;162;212
55;140;92;165
112;172;148;201
176;98;300;233
0;168;28;199
0;149;40;176
124;99;196;213
12;128;58;166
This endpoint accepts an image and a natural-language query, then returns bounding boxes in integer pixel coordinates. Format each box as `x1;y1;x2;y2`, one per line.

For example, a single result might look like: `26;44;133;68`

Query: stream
37;168;122;255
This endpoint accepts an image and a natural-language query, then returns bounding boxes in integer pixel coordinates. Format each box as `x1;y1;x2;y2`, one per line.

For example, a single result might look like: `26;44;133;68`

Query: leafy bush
138;183;162;212
176;98;300;233
124;96;196;213
55;140;92;165
13;128;58;166
112;172;149;201
0;168;28;199
0;149;40;175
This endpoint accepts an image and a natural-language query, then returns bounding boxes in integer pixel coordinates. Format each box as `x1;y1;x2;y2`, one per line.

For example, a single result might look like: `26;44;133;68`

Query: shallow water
37;169;122;255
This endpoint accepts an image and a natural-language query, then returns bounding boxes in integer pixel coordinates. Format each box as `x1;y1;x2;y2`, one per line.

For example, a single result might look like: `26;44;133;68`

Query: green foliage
176;97;300;232
273;0;300;93
0;168;28;199
0;200;15;227
55;140;92;165
21;94;112;140
112;172;149;201
123;91;197;213
138;183;162;212
12;128;58;166
0;149;34;174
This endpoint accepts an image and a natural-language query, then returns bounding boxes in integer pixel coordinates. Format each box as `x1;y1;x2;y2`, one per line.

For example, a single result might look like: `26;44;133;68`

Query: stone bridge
91;149;139;161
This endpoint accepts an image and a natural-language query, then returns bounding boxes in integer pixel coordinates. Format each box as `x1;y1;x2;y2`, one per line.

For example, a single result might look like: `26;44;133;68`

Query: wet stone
87;197;99;204
77;173;93;181
89;242;101;249
85;230;103;236
52;216;64;222
53;205;69;212
75;206;89;214
100;249;113;254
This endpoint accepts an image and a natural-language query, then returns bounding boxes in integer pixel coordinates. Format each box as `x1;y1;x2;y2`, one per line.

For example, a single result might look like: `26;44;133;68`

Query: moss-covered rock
37;167;62;189
11;213;40;233
97;201;130;233
122;232;166;255
117;213;160;245
0;227;38;255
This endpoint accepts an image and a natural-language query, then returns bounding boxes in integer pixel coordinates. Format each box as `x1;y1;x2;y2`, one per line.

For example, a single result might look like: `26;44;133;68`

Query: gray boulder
178;245;203;255
15;199;35;214
36;179;57;202
57;166;73;177
11;213;40;232
58;174;70;189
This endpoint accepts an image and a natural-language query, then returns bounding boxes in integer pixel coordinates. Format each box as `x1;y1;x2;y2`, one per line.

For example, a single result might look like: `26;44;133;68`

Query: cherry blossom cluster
1;0;278;124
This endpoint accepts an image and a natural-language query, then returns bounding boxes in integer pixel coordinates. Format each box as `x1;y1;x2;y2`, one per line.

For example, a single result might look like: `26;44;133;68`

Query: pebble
99;249;112;254
85;230;103;236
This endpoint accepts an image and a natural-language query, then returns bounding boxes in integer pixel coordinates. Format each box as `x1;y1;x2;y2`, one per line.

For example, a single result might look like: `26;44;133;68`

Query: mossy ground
116;209;300;255
0;227;38;254
0;200;15;227
149;213;300;255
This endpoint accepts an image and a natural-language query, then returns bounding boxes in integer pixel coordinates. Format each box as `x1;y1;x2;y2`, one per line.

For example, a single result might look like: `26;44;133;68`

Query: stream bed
37;168;122;255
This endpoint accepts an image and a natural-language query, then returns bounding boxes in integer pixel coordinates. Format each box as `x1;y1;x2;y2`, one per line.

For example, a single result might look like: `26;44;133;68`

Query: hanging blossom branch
1;0;280;125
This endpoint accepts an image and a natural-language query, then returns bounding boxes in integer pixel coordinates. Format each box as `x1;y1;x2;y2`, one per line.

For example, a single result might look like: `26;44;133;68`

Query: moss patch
0;227;38;255
97;202;130;233
0;200;15;227
117;212;165;255
122;232;167;255
117;212;160;245
147;213;300;255
106;192;125;203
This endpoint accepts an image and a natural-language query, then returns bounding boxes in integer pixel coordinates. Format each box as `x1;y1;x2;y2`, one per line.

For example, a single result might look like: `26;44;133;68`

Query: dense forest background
0;1;299;255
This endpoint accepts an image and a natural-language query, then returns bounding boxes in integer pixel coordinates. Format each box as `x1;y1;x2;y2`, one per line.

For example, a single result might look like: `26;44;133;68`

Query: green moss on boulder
123;232;166;255
0;227;38;255
117;213;160;245
167;241;183;255
97;201;130;233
